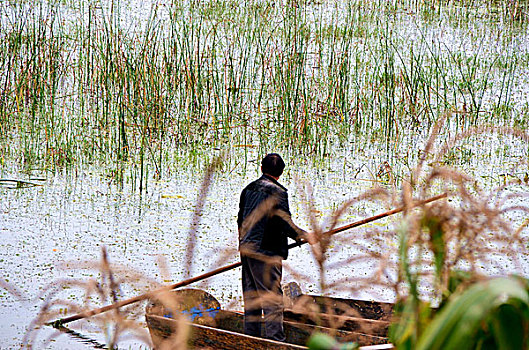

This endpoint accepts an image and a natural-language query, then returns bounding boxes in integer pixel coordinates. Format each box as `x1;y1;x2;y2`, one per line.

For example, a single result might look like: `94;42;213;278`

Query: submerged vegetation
1;0;528;183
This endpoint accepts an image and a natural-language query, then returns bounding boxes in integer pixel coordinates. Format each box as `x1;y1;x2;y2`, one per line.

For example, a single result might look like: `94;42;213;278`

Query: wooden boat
282;282;393;336
145;288;394;349
283;282;393;321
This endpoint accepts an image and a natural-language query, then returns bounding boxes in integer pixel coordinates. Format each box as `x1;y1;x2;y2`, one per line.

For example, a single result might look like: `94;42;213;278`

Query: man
237;153;309;341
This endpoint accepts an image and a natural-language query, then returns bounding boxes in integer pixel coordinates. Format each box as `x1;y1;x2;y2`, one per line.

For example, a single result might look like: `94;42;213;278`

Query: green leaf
489;303;528;349
416;277;529;350
307;333;359;350
389;297;433;348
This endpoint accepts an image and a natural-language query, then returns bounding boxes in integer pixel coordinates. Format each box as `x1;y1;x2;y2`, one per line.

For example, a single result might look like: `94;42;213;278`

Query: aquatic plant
290;113;529;348
387;117;529;348
0;0;526;184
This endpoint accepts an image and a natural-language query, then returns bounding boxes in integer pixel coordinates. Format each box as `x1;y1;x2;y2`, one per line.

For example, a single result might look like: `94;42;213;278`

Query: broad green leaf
489;303;528;349
416;277;529;350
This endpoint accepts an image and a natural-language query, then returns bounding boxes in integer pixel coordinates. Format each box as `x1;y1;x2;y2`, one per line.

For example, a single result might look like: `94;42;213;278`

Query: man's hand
297;230;318;245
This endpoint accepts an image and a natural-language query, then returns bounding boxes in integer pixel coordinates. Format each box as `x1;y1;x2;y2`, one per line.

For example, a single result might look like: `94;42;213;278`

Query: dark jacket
237;175;300;259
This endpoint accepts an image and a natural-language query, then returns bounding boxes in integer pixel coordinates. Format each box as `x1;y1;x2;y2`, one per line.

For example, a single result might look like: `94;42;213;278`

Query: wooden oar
50;192;446;327
287;192;448;249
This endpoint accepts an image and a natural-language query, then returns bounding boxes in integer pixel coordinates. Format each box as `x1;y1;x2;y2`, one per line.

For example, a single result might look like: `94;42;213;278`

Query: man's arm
277;191;304;240
276;191;318;245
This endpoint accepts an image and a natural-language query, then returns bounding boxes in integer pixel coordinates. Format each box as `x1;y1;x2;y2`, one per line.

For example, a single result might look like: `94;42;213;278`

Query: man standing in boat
237;153;311;342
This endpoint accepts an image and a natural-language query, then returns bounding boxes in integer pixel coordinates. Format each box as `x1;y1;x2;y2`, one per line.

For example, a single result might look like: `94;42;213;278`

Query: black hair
261;153;285;177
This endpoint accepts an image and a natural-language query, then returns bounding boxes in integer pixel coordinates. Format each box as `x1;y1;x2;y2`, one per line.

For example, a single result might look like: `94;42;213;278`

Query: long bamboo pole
50;192;447;327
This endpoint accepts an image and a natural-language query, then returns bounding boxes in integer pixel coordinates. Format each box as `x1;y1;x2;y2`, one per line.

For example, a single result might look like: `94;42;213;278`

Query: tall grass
0;0;527;183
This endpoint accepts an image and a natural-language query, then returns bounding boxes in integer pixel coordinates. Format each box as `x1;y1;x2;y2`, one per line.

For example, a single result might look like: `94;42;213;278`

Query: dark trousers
241;254;286;342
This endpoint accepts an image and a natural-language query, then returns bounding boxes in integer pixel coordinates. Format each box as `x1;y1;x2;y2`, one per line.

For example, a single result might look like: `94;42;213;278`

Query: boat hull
288;294;393;321
145;288;392;349
146;309;390;349
147;313;307;350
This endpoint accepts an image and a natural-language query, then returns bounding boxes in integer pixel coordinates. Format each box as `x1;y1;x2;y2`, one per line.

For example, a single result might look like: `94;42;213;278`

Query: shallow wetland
1;0;529;348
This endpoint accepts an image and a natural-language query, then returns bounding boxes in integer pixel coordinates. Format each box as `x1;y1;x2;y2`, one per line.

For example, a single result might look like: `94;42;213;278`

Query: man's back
238;174;295;259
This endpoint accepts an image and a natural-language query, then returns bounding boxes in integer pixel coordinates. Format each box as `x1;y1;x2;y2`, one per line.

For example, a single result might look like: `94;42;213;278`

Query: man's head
261;153;285;178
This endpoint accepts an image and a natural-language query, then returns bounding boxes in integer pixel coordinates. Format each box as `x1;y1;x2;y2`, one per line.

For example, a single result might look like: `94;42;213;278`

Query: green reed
0;0;526;183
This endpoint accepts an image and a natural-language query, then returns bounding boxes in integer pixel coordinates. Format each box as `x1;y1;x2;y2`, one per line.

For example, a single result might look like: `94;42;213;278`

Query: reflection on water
53;326;108;349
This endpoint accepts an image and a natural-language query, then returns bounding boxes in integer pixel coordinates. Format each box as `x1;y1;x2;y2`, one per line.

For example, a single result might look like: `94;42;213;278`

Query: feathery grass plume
23;158;228;349
100;247;121;348
287;114;529;346
0;278;26;302
25;247;163;348
388;122;529;348
290;177;396;336
183;156;224;279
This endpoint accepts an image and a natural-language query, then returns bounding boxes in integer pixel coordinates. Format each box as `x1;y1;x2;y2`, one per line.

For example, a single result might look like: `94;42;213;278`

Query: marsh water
2;138;528;349
0;146;386;348
1;0;529;348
